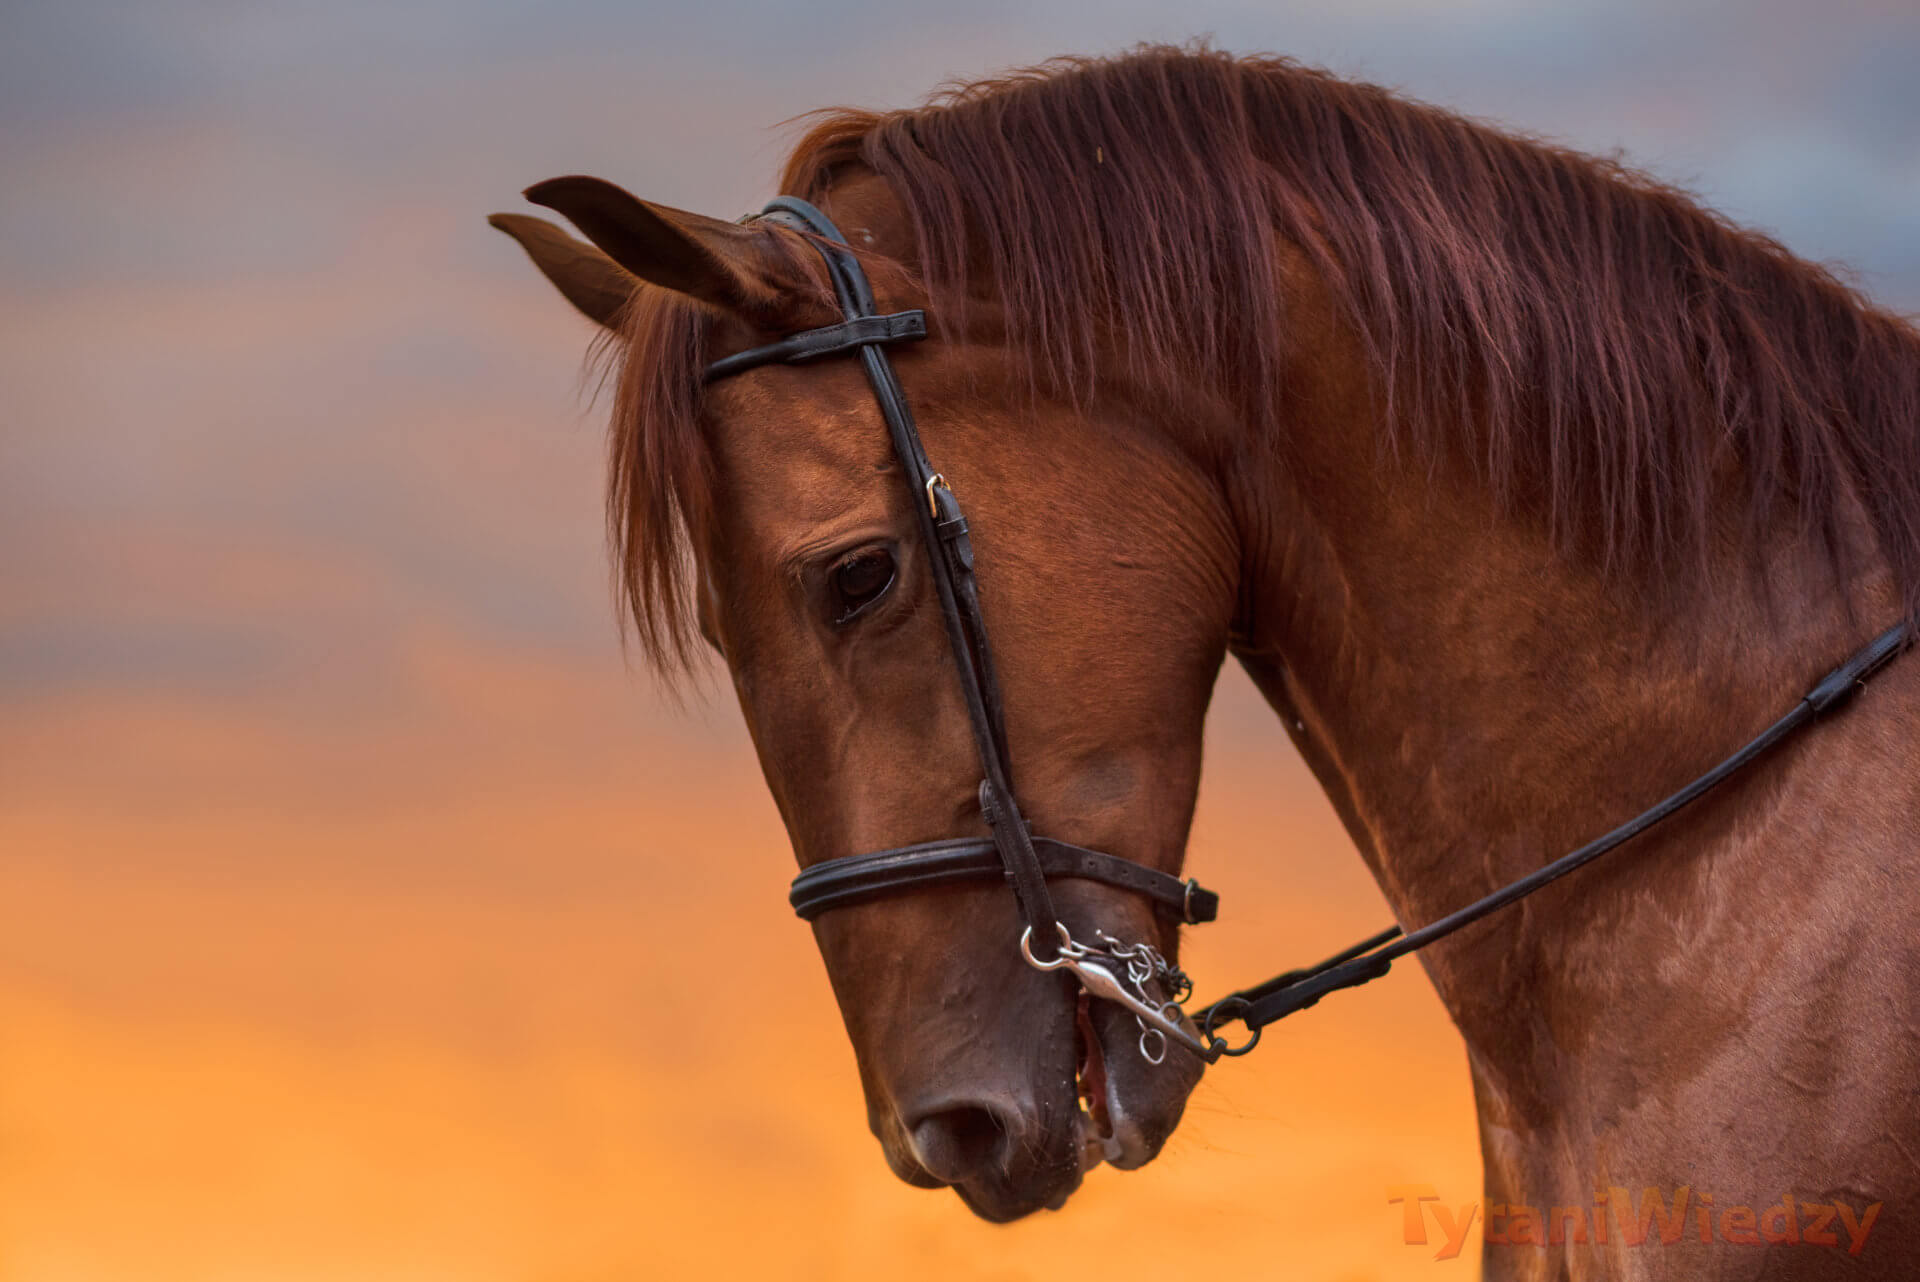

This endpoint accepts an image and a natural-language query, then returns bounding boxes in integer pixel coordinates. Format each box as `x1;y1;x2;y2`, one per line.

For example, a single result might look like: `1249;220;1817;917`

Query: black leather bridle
702;195;1913;1064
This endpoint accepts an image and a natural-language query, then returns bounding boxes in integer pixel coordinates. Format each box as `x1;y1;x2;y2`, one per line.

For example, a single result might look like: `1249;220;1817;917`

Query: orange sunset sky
4;3;1916;1280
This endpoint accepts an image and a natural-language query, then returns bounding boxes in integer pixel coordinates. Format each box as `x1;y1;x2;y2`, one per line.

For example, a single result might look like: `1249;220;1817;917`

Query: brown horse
492;46;1919;1276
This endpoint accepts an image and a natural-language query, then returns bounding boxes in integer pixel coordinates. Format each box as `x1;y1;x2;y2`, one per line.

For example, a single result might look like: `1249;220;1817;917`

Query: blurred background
2;2;1915;1279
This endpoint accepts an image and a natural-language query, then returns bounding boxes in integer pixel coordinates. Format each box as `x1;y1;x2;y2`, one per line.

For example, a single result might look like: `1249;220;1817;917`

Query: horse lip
1098;1092;1156;1170
1090;1021;1156;1170
1075;990;1114;1152
951;1164;1084;1221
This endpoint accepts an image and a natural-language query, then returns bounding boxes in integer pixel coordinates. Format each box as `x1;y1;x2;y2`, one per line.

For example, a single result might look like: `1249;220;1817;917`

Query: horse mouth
902;982;1195;1221
1067;989;1154;1189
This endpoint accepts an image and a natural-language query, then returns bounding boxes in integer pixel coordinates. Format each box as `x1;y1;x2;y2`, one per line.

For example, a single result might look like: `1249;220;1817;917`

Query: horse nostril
907;1104;1010;1184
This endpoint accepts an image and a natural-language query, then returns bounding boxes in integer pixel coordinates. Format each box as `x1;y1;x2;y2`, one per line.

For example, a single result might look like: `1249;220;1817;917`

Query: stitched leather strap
706;199;1220;954
703;196;1090;954
703;310;928;382
790;835;1219;923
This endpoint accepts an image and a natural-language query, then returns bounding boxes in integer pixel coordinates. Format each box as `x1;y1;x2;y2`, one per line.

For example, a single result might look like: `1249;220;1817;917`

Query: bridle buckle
924;471;951;517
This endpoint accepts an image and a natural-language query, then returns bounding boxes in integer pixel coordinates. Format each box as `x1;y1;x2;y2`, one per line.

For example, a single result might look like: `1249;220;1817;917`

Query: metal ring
924;472;949;517
1019;921;1074;970
1199;997;1262;1058
1181;877;1199;924
1214;1026;1260;1058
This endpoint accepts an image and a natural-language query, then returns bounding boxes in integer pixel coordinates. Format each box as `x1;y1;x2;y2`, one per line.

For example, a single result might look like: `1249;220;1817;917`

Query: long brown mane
612;43;1920;674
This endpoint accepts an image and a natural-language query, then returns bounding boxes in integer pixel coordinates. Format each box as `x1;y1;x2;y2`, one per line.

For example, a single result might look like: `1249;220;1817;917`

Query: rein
1191;620;1911;1053
703;196;1913;1065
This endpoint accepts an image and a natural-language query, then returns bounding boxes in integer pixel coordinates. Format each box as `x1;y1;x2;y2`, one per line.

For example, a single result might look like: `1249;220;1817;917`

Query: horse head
492;170;1234;1219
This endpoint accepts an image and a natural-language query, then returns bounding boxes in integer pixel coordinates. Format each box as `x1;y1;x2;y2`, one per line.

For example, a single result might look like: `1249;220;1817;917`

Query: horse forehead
708;373;902;529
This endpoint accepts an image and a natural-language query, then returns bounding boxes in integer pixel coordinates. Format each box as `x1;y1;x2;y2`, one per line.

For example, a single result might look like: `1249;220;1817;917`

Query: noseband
702;196;1912;1065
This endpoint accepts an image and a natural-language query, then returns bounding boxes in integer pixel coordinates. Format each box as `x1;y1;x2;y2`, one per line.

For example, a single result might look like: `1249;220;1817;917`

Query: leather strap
790;835;1220;923
703;310;927;382
1194;620;1913;1048
704;195;1140;958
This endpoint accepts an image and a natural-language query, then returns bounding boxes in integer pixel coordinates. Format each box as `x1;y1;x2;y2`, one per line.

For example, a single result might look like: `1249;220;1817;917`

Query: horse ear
519;175;801;317
488;212;637;330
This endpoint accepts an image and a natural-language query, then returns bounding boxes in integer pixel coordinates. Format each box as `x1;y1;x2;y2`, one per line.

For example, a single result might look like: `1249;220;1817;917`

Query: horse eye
829;548;896;624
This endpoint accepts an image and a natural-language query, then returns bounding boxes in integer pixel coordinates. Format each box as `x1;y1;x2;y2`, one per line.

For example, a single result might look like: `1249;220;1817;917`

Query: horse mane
612;43;1920;677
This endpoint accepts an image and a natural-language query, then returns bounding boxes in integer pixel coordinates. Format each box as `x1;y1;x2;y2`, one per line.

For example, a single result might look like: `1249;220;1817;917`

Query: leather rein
701;195;1913;1066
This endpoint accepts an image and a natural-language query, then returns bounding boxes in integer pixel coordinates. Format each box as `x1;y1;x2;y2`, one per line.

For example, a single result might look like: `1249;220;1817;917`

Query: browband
704;310;928;382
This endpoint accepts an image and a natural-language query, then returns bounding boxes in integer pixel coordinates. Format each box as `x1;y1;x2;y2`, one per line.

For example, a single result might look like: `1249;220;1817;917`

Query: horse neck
1219;287;1893;1048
